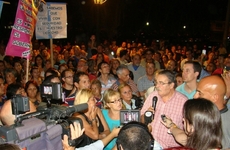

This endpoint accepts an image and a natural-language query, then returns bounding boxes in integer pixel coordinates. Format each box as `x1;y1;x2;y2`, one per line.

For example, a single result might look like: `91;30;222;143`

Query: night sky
0;0;228;44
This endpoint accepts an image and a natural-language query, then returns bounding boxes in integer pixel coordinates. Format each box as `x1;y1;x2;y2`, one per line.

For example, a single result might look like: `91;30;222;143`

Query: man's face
63;71;74;86
16;87;27;97
97;45;103;53
132;55;141;66
118;69;130;83
145;51;153;60
193;81;214;102
224;58;230;67
5;72;16;85
76;75;90;90
99;63;110;74
166;60;176;71
77;61;88;72
155;74;173;97
182;63;197;83
146;63;155;76
186;51;192;59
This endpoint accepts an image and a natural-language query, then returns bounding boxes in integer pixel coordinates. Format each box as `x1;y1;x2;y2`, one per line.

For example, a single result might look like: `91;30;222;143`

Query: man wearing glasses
61;69;74;98
140;70;187;149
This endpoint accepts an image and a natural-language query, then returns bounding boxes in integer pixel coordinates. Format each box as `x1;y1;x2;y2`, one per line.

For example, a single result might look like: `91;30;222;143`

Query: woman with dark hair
110;58;120;79
34;55;45;77
30;66;43;86
25;80;41;107
162;98;222;150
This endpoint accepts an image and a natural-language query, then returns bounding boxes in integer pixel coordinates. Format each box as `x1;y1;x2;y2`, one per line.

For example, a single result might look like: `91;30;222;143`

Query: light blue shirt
101;109;120;150
176;83;196;99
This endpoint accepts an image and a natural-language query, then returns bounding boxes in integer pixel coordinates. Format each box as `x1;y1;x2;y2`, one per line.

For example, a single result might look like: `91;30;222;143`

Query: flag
5;0;41;58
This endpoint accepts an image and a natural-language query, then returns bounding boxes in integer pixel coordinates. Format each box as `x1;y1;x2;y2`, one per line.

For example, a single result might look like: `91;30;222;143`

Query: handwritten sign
5;0;39;58
35;2;67;39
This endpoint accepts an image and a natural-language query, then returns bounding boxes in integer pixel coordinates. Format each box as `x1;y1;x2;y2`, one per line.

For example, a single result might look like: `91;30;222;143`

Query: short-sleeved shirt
176;83;196;99
137;74;155;92
141;90;187;148
102;109;120;150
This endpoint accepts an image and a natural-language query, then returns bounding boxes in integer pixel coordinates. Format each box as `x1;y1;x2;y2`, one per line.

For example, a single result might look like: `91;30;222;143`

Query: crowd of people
0;35;230;150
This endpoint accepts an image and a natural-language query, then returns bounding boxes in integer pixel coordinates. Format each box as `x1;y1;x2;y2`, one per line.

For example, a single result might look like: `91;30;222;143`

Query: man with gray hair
110;65;140;96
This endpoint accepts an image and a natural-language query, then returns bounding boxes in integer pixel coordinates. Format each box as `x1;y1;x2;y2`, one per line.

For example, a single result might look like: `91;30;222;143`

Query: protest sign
36;2;67;39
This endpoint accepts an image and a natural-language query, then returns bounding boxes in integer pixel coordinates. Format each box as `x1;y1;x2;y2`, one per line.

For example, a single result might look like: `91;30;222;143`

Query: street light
94;0;107;4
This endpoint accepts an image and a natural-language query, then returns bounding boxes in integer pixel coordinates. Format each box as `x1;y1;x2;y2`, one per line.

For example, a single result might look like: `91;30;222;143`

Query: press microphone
152;96;158;111
65;103;88;115
144;96;158;125
152;96;158;119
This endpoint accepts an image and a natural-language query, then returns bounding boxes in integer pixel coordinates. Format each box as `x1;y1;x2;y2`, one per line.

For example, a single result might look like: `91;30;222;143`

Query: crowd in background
0;34;230;150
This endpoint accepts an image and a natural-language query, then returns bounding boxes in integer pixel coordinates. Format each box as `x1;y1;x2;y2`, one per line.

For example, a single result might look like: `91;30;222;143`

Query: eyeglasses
65;76;73;79
154;81;171;86
109;98;122;104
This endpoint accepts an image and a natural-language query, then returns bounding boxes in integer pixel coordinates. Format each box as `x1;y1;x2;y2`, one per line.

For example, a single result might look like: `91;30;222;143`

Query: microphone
65;103;88;115
144;96;158;125
152;96;158;111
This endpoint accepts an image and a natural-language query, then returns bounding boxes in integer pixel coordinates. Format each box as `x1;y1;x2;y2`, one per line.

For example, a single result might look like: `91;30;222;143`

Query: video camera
0;83;88;149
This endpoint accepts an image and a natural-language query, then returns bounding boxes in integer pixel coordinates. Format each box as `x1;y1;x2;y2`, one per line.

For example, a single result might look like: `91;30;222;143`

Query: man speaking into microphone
141;70;187;149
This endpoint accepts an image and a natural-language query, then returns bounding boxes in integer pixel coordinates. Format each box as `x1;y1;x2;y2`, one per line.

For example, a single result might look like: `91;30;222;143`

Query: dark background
0;0;228;46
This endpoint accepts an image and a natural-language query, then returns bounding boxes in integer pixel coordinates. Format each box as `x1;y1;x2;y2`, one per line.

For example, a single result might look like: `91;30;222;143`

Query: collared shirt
141;91;187;148
98;75;116;95
111;79;139;96
176;82;196;99
123;99;136;110
126;63;146;84
137;74;155;92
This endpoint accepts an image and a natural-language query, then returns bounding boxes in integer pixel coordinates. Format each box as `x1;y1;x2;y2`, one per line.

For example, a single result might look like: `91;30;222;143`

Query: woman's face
87;96;96;110
107;95;122;111
32;69;40;78
120;86;132;102
14;62;22;73
112;60;120;70
91;84;101;97
27;83;38;98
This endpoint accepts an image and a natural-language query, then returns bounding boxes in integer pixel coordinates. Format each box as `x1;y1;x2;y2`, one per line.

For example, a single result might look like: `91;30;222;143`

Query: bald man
193;75;230;149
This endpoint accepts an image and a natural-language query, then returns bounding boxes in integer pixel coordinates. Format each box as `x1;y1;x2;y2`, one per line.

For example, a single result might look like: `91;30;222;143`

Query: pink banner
5;0;39;58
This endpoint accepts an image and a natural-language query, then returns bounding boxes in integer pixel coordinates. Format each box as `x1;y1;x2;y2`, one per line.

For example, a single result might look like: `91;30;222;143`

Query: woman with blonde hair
118;83;136;110
73;89;110;147
102;89;122;150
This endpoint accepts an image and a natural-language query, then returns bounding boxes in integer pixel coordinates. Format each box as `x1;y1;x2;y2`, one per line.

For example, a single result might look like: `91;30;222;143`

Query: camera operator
0;83;36;126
